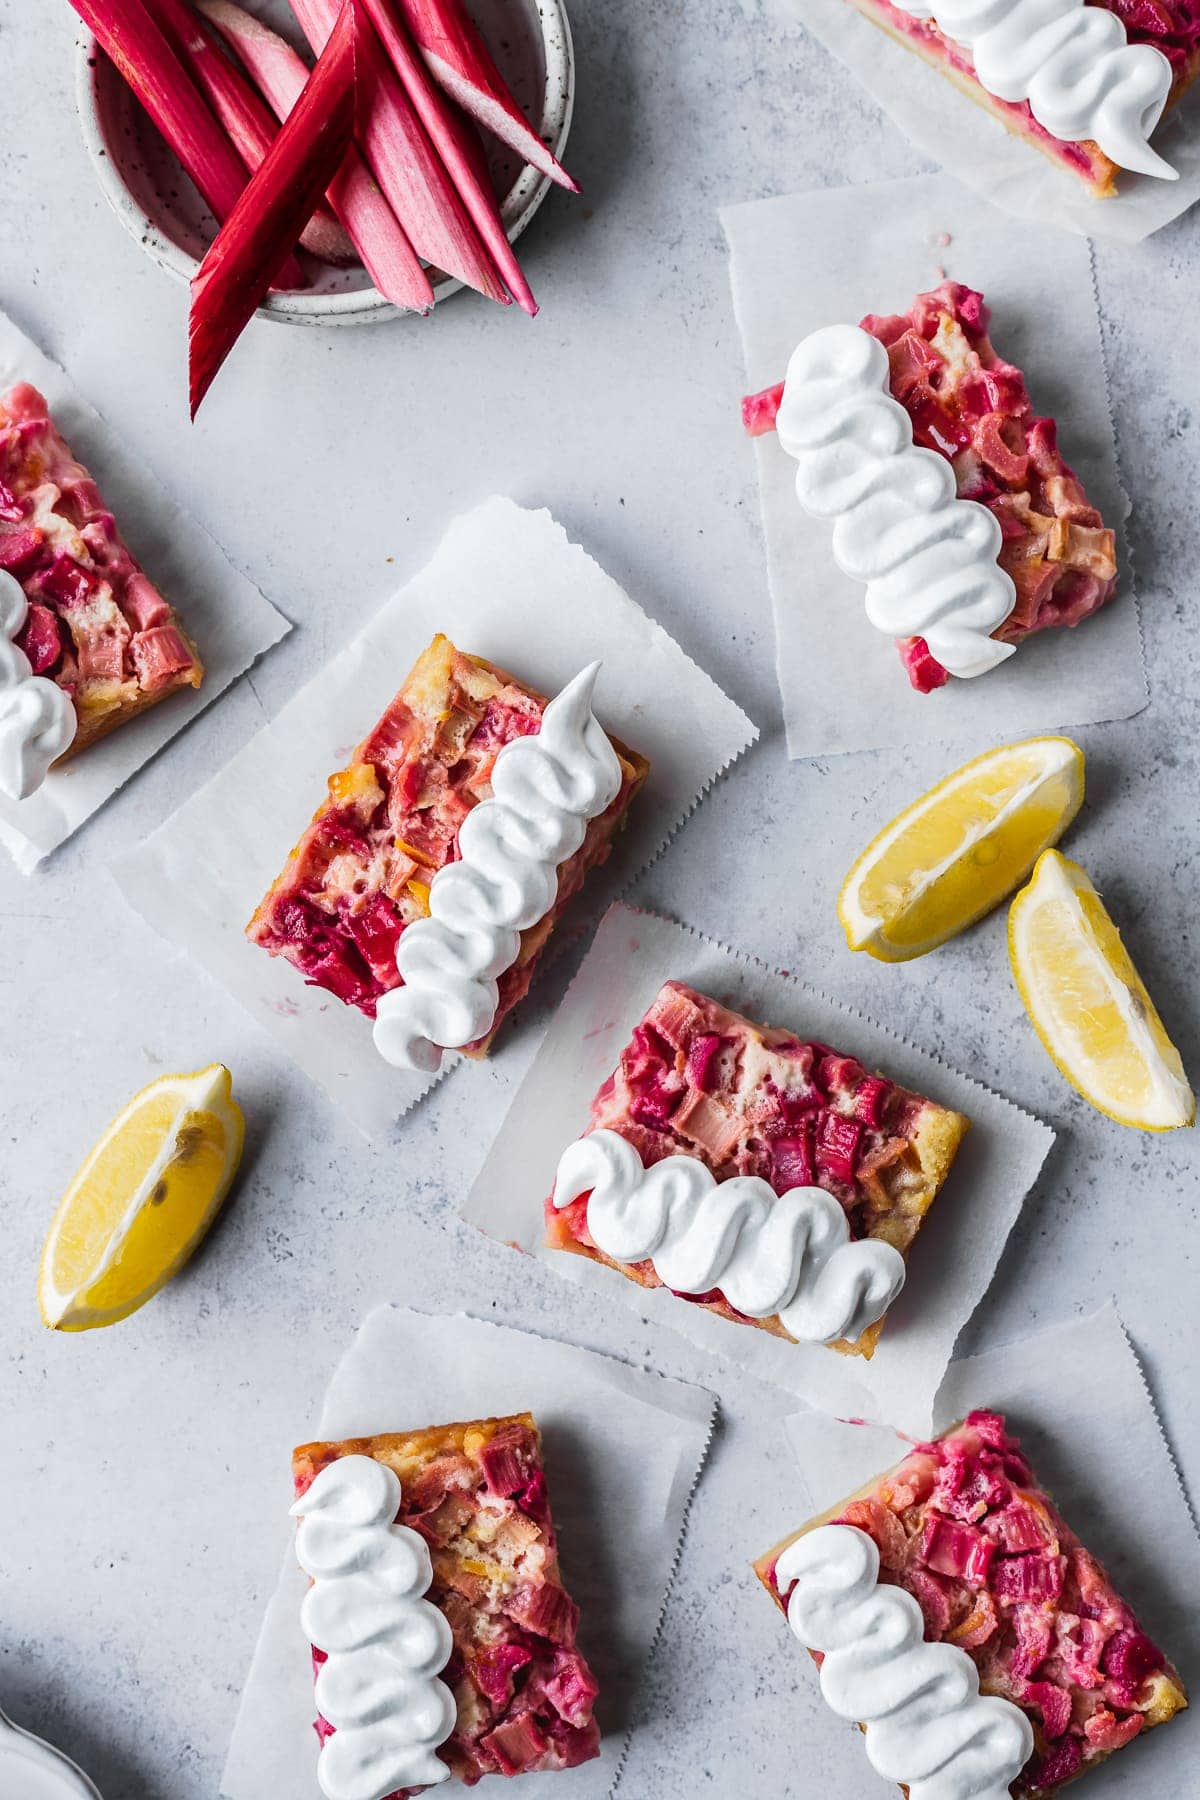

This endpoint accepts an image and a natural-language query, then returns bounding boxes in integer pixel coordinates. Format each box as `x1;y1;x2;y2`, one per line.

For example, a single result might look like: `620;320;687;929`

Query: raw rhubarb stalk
197;0;432;309
361;0;535;314
290;0;509;303
154;0;353;263
189;0;357;415
68;0;304;289
741;382;784;436
394;0;577;191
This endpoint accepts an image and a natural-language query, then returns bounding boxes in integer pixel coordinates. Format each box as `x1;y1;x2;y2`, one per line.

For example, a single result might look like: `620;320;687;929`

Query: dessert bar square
861;284;1118;692
843;0;1200;195
546;979;969;1356
744;281;1118;694
293;1413;601;1792
248;633;649;1043
0;380;203;759
755;1411;1187;1795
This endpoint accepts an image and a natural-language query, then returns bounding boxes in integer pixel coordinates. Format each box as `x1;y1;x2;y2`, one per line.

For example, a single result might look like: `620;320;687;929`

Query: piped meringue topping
776;324;1019;680
775;1523;1034;1799
0;570;76;801
553;1128;906;1344
293;1456;455;1800
373;663;622;1072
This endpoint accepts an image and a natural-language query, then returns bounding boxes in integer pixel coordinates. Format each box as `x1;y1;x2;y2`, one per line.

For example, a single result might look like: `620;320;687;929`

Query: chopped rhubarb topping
130;624;197;690
483;1710;551;1775
1026;1733;1084;1791
1011;1604;1055;1679
471;1642;534;1706
1021;1680;1073;1740
815;1111;863;1184
899;634;951;692
741;381;785;437
992;1552;1065;1605
1102;1627;1164;1699
505;1580;579;1646
921;1516;994;1586
0;480;22;522
686;1031;725;1093
1084;1708;1144;1753
16;603;62;675
0;526;46;576
479;1424;536;1497
769;1129;815;1193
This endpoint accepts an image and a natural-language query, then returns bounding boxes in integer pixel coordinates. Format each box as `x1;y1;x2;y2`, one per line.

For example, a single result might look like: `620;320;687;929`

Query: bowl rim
73;0;574;323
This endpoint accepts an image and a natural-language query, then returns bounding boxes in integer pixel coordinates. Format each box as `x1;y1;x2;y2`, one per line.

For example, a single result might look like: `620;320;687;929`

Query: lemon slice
1010;851;1194;1131
38;1065;245;1331
839;736;1085;961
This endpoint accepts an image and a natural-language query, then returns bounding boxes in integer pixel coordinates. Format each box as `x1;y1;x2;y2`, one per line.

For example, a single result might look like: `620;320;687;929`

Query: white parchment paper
220;1305;717;1800
775;1305;1200;1799
109;498;757;1136
777;0;1200;241
0;312;290;871
462;904;1055;1438
723;173;1146;762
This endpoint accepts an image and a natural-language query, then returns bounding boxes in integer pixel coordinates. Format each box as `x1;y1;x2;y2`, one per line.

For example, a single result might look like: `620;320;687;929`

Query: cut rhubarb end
291;0;511;305
155;0;351;265
395;0;578;191
899;636;951;693
361;0;537;314
69;0;305;291
188;0;358;415
197;0;433;310
742;381;784;437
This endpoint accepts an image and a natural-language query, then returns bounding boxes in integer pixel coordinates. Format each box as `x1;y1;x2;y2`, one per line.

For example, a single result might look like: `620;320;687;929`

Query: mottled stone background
1;2;1197;1796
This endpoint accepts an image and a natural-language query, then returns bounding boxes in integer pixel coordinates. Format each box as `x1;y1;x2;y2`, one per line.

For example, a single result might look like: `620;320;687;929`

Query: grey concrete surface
1;2;1198;1796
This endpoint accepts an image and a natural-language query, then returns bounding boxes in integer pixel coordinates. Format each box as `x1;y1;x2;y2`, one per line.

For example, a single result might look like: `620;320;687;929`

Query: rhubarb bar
845;0;1199;196
0;381;202;761
755;1411;1187;1795
293;1413;601;1792
248;634;649;1044
546;980;969;1357
744;282;1118;694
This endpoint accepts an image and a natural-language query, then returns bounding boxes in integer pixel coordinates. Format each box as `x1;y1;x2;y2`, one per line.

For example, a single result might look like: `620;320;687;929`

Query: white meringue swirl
373;663;623;1072
552;1129;906;1344
890;0;1176;178
776;324;1018;680
293;1455;455;1800
0;569;76;801
776;1524;1034;1799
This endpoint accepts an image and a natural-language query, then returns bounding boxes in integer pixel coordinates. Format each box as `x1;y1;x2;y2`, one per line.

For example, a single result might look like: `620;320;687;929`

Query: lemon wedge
38;1064;244;1331
839;736;1085;961
1010;851;1194;1131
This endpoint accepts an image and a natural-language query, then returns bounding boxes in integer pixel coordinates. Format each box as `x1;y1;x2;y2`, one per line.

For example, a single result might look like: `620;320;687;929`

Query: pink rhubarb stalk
155;0;353;263
189;0;357;415
360;0;536;314
197;0;432;310
394;0;577;191
290;0;509;304
69;0;304;290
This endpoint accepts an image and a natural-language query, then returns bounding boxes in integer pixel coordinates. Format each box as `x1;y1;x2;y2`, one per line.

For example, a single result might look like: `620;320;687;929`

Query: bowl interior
81;0;570;320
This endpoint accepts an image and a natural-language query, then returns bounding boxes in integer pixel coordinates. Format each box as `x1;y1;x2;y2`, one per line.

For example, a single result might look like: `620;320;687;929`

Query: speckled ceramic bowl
74;0;574;324
0;1706;102;1800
